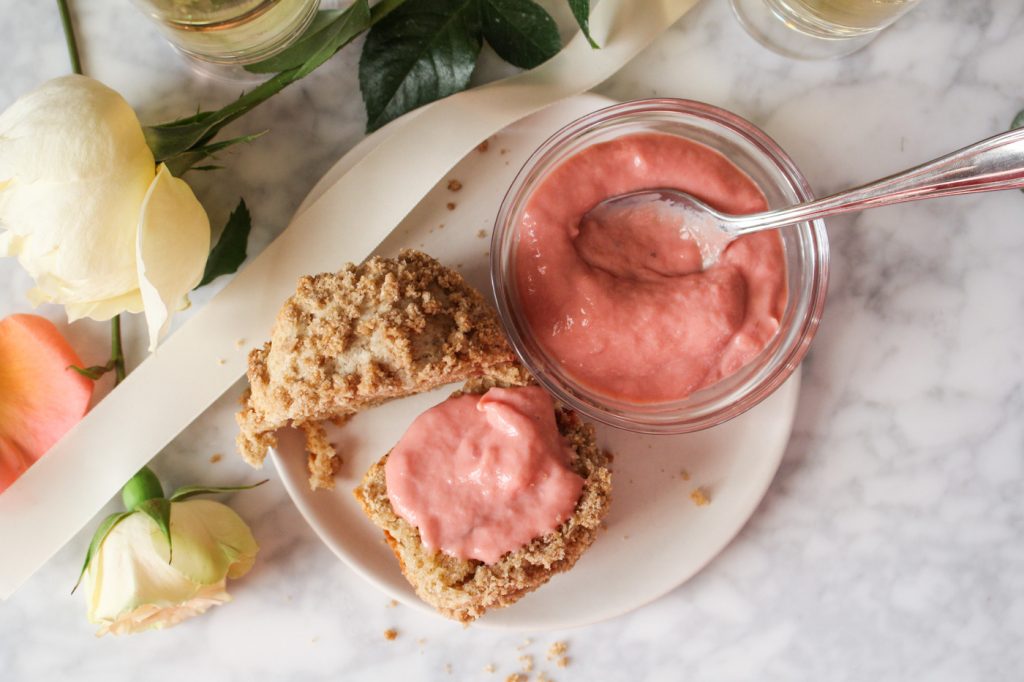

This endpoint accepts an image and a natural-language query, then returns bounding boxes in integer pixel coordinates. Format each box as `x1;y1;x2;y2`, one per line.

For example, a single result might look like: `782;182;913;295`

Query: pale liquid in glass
782;0;918;32
137;0;318;63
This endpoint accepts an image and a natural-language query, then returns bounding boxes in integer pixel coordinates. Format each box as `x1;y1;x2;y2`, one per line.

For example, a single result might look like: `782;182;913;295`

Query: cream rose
83;498;258;636
0;74;210;350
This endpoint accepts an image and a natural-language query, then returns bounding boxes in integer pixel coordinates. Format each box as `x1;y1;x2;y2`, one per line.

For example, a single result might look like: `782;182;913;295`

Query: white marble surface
2;1;1023;679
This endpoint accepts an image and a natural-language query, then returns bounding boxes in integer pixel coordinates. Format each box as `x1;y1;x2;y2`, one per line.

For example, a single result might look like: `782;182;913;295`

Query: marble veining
1;1;1023;680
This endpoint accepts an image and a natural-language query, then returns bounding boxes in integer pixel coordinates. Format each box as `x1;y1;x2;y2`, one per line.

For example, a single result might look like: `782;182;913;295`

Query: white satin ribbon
0;0;699;599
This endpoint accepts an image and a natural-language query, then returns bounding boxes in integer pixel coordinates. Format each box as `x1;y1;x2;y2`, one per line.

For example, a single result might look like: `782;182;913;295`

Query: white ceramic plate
270;95;800;630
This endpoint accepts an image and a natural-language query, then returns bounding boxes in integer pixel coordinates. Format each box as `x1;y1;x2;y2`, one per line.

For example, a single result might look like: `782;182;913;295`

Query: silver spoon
586;127;1024;269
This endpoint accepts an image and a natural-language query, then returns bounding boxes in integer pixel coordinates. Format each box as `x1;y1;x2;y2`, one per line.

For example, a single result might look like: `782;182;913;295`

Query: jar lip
490;98;830;434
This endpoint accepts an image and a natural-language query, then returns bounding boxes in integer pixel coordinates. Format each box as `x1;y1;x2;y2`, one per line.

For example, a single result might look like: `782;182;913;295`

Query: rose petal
85;512;202;625
61;290;145;323
0;75;156;304
97;582;230;636
0;314;93;493
155;500;259;585
135;164;210;351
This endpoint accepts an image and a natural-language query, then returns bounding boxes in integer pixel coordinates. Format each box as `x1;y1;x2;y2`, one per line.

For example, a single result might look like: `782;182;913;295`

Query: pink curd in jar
515;132;788;403
385;386;584;564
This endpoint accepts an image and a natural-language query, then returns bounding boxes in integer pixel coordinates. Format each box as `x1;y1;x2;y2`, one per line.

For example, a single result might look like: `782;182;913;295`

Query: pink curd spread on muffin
385;386;583;564
515;132;787;403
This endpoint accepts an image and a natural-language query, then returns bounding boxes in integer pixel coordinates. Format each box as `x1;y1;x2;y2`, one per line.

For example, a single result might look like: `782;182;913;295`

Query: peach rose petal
0;314;93;493
136;164;211;351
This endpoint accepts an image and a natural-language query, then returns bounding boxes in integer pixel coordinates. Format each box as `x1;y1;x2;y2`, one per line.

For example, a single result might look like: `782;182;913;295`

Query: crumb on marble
217;358;226;366
387;599;399;608
384;628;398;641
447;179;463;192
483;664;496;674
690;487;711;506
519;654;534;672
235;338;246;349
537;673;554;682
547;641;568;660
517;638;533;651
444;663;453;675
506;675;526;682
209;453;223;464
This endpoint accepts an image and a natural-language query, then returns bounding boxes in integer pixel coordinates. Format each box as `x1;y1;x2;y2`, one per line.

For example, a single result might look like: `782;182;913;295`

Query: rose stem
110;316;126;386
57;0;82;75
59;1;126;385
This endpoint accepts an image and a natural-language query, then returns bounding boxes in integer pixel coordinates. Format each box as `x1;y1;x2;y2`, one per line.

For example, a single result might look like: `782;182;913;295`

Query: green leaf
72;511;132;593
481;0;560;69
245;9;349;73
370;0;410;23
567;0;599;48
121;467;164;511
68;363;113;381
143;0;371;162
136;497;174;562
359;0;483;132
169;479;268;502
197;199;252;288
164;131;266;177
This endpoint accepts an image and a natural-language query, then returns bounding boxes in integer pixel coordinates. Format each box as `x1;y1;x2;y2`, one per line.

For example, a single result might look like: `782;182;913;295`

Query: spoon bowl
584;189;737;270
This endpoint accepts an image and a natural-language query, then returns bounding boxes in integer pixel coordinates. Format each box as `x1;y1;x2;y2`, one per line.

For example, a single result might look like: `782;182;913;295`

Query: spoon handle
729;127;1024;234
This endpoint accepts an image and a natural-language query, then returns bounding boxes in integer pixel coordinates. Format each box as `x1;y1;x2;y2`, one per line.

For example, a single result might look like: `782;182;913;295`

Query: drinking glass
730;0;923;60
132;0;320;65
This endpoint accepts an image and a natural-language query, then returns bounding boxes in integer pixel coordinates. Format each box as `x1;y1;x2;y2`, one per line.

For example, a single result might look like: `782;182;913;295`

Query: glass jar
491;99;830;434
